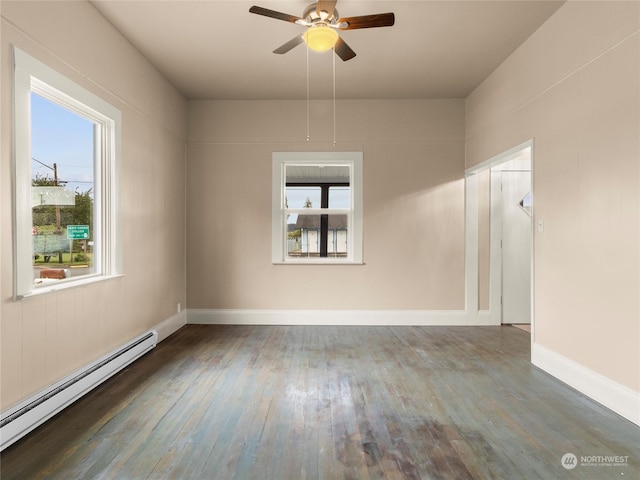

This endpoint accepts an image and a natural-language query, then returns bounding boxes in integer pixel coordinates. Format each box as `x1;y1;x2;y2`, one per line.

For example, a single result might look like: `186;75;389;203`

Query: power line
32;156;53;170
32;157;93;184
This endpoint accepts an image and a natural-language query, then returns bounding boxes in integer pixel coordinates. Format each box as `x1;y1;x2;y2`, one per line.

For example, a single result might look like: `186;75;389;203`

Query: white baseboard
187;308;497;326
154;309;188;342
532;342;640;426
478;309;498;325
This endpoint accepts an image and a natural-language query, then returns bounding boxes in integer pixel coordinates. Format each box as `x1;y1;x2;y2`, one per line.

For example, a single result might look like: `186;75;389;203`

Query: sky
30;92;94;196
286;186;350;208
285;186;350;224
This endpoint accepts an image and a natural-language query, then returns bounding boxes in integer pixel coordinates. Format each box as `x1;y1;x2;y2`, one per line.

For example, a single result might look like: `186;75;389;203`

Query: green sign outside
67;225;90;240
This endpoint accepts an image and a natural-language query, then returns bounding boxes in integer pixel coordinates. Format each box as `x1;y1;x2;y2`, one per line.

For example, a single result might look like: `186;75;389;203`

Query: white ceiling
89;0;564;100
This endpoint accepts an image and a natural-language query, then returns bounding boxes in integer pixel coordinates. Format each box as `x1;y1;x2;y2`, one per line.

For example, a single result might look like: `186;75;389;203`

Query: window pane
329;186;350;208
286;213;349;258
285;186;320;209
31;92;96;284
519;191;532;216
326;214;348;257
287;214;320;257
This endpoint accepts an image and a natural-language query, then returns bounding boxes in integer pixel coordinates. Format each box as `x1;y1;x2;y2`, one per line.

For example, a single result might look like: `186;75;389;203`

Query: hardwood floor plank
1;325;638;480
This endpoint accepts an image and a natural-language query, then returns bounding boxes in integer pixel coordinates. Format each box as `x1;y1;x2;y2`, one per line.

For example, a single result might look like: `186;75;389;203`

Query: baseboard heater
0;329;157;451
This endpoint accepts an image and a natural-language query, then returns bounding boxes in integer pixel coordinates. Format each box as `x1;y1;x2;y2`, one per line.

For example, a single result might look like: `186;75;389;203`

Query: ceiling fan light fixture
303;26;339;52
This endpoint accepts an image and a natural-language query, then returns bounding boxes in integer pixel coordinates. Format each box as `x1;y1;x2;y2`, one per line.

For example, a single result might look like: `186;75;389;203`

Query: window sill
16;273;125;300
273;260;364;265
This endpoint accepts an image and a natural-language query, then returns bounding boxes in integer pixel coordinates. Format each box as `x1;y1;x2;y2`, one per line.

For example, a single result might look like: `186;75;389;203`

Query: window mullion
320;185;329;257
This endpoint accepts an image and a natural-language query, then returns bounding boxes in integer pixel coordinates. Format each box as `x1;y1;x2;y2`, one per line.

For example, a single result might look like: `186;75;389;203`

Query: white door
336;230;347;254
328;230;335;255
501;170;532;324
308;229;319;254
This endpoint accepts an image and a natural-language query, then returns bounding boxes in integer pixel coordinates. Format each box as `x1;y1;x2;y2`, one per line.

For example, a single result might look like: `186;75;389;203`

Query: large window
272;152;363;264
13;47;121;298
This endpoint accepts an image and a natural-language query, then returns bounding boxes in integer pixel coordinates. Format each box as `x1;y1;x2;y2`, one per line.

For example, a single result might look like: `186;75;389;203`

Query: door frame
465;140;535;339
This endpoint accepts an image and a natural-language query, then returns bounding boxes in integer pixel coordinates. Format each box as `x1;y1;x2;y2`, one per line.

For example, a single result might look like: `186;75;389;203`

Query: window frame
272;152;363;264
12;47;121;299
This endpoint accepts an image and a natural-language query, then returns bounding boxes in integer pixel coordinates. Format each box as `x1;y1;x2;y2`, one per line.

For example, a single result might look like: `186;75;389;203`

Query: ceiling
89;0;564;100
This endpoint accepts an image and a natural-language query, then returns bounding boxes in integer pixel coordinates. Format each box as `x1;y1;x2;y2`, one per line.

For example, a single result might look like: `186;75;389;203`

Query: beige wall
1;1;187;410
186;99;466;310
466;1;639;392
2;0;635;423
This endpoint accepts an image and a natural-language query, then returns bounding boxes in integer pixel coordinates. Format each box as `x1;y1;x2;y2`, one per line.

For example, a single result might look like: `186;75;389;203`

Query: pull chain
333;45;336;146
306;44;310;142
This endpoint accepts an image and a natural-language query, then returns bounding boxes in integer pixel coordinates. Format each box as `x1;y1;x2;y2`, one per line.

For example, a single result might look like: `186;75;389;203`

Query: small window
519;191;532;216
13;47;121;298
272;152;363;264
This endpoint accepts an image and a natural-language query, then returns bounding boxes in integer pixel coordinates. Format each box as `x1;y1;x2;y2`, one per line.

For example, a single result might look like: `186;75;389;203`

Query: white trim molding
154;310;188;342
272;152;363;265
465;139;535;328
12;46;122;299
187;309;497;326
532;342;640;426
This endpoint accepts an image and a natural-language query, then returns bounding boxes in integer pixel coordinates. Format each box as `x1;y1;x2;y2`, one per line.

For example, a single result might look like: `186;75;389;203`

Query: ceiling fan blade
273;35;305;54
316;0;337;19
249;6;302;24
338;13;395;30
334;36;356;61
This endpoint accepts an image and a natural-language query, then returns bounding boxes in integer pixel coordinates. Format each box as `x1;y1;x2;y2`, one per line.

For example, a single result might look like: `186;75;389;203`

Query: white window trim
12;47;121;299
272;152;363;264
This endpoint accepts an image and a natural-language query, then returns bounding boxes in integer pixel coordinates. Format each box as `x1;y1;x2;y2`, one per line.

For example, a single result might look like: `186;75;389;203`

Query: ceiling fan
249;0;395;61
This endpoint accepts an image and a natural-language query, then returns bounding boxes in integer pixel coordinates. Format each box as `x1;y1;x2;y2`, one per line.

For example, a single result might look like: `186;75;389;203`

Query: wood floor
1;325;638;479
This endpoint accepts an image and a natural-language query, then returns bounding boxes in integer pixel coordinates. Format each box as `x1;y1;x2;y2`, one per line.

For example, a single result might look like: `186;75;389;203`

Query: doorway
465;140;534;328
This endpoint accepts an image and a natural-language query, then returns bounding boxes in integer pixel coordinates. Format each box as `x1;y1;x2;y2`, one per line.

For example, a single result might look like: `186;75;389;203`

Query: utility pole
32;157;62;231
53;162;61;232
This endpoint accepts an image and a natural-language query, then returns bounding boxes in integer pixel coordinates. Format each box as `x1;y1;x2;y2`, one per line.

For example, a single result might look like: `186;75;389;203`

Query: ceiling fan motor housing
303;3;339;25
